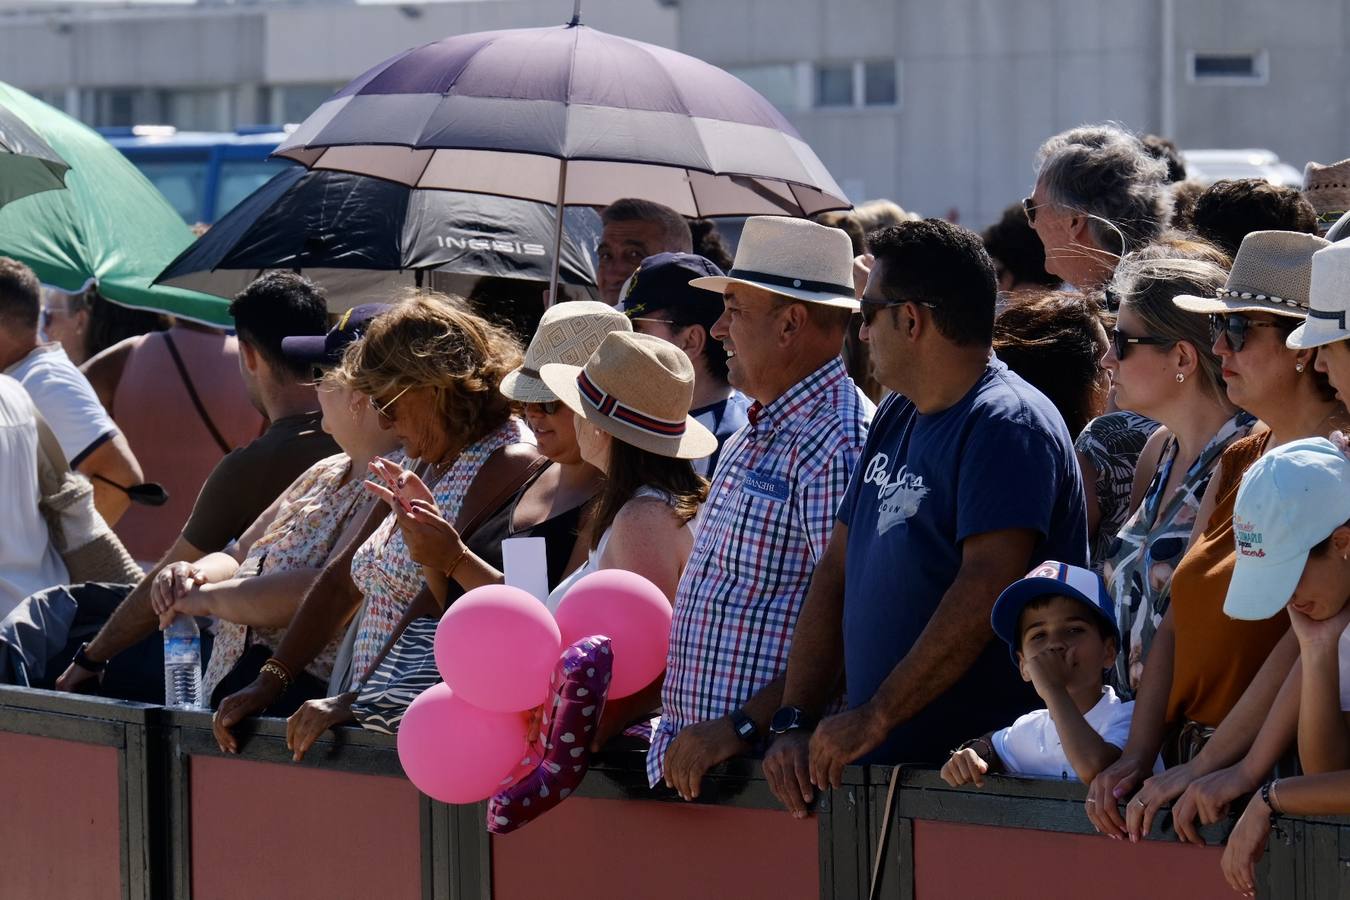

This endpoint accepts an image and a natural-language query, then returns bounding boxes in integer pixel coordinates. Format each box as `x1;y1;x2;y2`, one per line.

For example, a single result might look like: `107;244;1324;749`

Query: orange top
110;327;264;563
1166;431;1289;727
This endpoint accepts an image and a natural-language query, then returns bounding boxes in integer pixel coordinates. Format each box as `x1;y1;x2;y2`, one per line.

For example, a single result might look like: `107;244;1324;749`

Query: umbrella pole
546;158;568;309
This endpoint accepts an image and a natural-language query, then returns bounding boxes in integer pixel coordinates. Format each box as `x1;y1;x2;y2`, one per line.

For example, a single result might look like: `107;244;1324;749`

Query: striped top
648;357;872;786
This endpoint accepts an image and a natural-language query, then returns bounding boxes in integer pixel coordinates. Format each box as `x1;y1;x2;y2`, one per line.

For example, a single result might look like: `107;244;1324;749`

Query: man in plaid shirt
649;216;873;794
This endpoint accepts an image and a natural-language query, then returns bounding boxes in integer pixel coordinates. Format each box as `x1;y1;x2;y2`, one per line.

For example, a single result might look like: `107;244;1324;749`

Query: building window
863;60;898;106
725;64;800;112
1188;51;1268;85
271;84;344;125
815;63;855;107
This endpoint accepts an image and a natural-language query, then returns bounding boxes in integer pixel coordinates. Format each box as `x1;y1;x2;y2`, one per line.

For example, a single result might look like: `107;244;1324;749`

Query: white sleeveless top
545;486;687;612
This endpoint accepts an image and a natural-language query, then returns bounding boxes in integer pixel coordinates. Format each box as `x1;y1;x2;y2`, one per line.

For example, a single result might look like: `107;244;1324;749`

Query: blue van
99;126;294;225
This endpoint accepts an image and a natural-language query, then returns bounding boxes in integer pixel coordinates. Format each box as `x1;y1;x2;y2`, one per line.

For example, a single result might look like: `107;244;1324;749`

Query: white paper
502;536;549;604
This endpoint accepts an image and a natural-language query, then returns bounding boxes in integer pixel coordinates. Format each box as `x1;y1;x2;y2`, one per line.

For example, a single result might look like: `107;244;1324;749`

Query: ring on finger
1132;797;1146;807
1086;798;1097;805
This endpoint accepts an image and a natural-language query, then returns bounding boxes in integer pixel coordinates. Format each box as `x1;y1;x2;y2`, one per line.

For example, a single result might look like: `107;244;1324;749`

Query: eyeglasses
1209;313;1282;353
526;400;562;416
859;296;936;327
369;384;413;422
1111;328;1174;361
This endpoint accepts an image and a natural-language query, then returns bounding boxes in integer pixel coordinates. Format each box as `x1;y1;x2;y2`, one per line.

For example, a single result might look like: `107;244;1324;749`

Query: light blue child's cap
1224;436;1350;620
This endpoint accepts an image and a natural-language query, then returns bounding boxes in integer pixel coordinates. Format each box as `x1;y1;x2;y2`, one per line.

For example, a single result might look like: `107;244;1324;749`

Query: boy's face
1286;529;1350;621
1016;594;1117;688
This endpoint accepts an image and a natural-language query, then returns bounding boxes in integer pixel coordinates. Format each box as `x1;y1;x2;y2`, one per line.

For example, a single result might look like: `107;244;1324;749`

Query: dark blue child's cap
991;560;1119;664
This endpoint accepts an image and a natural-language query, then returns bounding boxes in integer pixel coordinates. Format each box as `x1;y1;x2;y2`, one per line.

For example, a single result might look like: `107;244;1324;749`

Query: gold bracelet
260;658;293;691
444;544;468;577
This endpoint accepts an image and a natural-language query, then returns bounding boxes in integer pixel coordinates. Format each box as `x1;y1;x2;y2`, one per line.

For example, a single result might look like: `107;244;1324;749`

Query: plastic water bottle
163;614;203;709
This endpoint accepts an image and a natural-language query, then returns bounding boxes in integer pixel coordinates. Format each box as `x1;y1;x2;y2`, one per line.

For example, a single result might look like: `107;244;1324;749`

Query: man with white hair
652;216;873;800
1025;124;1172;291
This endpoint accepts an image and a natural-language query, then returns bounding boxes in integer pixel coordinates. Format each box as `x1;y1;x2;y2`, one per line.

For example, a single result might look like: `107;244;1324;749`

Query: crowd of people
3;120;1350;893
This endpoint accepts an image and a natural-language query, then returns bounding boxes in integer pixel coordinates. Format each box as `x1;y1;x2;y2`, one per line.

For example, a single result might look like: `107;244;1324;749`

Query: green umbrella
0;82;232;327
0;99;70;207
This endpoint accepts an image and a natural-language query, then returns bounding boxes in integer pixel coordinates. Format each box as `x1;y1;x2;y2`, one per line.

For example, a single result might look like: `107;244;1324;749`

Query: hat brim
688;275;861;311
280;334;333;367
1223;549;1310;621
1172;293;1308;319
991;577;1120;661
538;363;718;461
1286;317;1350;350
499;368;558;404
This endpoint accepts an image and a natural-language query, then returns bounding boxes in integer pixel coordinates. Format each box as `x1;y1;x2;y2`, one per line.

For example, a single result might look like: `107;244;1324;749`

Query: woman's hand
151;562;206;625
1124;760;1194;843
367;457;436;511
212;675;285;754
365;477;467;574
1287;602;1350;652
1221;794;1273;896
286;693;357;762
1085;753;1152;839
1172;764;1258;845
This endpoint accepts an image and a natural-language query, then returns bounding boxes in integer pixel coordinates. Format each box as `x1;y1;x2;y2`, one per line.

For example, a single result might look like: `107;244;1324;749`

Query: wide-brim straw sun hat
1173;230;1330;319
540;331;717;460
689;215;860;310
1288;241;1350;349
500;300;632;404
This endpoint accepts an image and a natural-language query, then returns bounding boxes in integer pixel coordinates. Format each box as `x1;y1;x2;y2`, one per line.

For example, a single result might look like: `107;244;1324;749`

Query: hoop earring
1175;372;1185;383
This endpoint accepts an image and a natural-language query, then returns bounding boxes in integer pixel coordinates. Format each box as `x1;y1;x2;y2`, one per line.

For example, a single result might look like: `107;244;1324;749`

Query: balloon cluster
396;570;672;813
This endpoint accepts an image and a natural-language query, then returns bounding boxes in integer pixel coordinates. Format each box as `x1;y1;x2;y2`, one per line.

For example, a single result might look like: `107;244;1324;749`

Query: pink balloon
435;584;561;712
397;683;529;804
554;569;672;699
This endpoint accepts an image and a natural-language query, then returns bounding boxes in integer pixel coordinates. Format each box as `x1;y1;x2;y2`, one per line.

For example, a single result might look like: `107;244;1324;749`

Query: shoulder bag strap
162;332;233;455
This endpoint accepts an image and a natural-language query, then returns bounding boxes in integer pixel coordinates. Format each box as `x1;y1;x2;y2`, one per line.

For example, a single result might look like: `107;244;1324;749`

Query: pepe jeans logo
863;452;930;536
1235;517;1266;559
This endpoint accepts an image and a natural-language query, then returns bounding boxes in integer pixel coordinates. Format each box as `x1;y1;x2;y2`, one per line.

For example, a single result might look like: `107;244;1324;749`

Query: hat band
1217;287;1305;310
728;268;853;297
1310;307;1348;329
577;370;686;438
518;366;543;380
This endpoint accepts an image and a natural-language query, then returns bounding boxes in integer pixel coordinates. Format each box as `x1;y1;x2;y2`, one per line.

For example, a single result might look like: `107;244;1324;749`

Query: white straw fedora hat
689;215;859;309
1288;241;1350;350
1173;230;1330;319
499;301;631;403
540;331;717;460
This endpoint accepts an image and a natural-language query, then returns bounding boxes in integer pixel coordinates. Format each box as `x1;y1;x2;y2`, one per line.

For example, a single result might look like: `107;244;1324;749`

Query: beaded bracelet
1261;779;1284;818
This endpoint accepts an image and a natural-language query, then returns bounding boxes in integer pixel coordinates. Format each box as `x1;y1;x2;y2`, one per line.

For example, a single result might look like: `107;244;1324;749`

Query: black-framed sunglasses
1209;313;1281;353
1022;196;1039;225
1111;327;1174;361
859;296;936;327
526;400;562;416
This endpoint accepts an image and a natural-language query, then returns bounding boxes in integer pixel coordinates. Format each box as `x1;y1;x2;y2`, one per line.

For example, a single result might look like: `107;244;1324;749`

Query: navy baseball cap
281;303;390;369
620;252;725;325
990;560;1119;663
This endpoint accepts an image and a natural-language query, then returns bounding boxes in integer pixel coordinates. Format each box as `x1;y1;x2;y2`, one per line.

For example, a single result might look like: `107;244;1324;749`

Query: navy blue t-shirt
837;355;1088;764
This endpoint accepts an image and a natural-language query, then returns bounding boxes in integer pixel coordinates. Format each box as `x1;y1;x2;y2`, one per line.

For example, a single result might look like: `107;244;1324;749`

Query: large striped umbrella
274;9;848;295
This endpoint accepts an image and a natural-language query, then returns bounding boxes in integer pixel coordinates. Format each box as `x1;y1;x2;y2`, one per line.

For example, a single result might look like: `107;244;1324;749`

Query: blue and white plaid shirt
648;357;872;786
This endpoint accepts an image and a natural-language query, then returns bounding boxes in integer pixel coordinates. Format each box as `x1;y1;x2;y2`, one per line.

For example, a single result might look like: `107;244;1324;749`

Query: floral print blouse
347;418;530;687
1075;411;1160;571
202;453;376;701
1103;411;1255;697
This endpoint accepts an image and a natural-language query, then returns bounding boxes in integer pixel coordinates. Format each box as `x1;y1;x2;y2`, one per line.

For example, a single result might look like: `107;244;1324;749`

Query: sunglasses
369;384;413;422
1111;327;1174;361
859;296;936;327
526;400;562;416
1209;313;1282;353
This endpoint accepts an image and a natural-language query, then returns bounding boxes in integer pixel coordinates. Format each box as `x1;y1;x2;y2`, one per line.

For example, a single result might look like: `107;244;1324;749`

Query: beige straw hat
499;301;631;403
1303;158;1350;234
689;215;860;309
1288;241;1350;350
1172;230;1330;319
540;331;717;460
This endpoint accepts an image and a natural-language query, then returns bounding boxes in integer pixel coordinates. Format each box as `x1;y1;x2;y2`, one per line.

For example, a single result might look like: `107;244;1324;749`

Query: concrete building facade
1;0;1347;228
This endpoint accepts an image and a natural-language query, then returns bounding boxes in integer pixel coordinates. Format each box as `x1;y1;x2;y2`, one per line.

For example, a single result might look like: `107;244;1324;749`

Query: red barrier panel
492;797;819;900
912;819;1229;899
188;756;423;900
0;732;123;900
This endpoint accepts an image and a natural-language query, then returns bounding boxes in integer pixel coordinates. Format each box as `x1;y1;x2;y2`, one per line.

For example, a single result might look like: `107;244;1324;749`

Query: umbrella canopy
0;100;70;207
275;22;848;219
156;165;601;310
0;83;231;327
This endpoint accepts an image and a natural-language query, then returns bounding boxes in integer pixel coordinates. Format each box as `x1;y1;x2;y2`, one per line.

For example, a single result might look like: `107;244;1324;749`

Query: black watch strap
729;708;759;744
74;642;108;674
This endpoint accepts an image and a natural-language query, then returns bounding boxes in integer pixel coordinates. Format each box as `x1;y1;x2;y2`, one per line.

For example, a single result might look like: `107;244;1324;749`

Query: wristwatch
729;708;759;744
73;642;108;674
769;705;815;736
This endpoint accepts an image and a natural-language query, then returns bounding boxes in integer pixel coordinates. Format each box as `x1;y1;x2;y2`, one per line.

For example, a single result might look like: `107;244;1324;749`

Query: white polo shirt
991;686;1163;780
6;343;117;466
